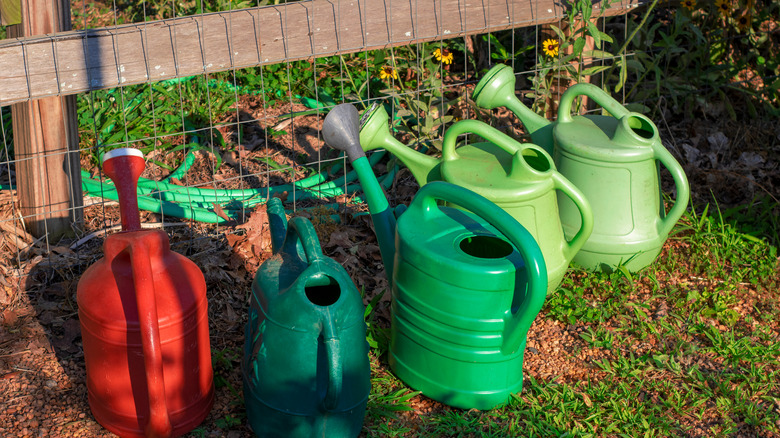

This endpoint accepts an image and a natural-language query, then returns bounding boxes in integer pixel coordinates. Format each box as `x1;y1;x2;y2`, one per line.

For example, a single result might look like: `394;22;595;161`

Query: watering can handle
654;145;690;237
284;217;325;264
321;316;342;411
442;120;522;162
557;83;631;124
267;197;288;254
552;173;594;262
416;182;547;354
129;240;173;438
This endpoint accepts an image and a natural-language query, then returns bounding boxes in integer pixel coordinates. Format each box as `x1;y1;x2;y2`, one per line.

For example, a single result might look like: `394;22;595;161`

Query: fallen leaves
228;202;275;274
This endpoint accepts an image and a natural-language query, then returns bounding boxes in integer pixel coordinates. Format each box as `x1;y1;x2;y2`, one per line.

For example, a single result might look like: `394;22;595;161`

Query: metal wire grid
2;0;750;295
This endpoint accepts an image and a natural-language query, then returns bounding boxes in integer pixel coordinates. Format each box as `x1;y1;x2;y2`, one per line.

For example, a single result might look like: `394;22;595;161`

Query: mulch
1;91;779;437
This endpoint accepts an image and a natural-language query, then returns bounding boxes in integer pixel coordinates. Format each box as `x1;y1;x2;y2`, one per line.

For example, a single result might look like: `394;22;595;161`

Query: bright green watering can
242;197;370;437
359;104;592;294
323;103;547;410
473;64;690;271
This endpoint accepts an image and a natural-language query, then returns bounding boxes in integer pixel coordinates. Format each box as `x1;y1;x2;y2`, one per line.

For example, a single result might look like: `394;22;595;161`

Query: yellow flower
379;66;398;81
715;0;730;15
433;48;454;65
736;10;752;31
542;39;559;57
680;0;696;10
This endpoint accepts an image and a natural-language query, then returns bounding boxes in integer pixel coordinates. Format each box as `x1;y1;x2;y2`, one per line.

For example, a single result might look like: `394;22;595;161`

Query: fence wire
0;0;777;297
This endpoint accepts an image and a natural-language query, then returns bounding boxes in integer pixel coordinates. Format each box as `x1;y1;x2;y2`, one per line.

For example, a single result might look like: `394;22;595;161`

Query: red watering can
77;148;214;438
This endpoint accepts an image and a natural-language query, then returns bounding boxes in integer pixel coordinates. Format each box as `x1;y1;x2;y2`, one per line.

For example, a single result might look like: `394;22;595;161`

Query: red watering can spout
102;148;145;232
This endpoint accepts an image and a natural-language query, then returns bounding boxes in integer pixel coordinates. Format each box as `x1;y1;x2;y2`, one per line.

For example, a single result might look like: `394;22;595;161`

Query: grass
362;201;780;437
2;0;777;435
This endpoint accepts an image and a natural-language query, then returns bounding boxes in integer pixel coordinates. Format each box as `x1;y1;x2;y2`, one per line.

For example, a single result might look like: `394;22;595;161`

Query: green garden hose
81;163;396;223
7;77;404;223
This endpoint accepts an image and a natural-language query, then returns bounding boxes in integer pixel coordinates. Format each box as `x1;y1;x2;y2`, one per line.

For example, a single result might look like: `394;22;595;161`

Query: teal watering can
359;103;592;294
473;64;690;271
323;104;547;410
242;197;370;437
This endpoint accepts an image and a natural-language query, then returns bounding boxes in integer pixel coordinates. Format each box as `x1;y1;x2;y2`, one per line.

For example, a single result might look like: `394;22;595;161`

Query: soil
1;82;779;437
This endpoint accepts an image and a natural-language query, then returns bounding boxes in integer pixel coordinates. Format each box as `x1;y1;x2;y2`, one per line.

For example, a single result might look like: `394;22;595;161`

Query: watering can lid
554;115;659;163
440;141;555;201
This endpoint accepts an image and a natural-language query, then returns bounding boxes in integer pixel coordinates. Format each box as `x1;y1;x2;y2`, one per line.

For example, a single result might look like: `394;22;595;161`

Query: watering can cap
102;147;144;164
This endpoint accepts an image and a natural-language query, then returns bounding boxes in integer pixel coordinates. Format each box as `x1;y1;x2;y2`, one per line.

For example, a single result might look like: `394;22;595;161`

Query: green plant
364;372;419;437
479;30;535;64
363;289;390;357
212;347;243;405
77;76;235;168
617;0;780;119
372;42;463;150
528;0;616;116
214;414;243;429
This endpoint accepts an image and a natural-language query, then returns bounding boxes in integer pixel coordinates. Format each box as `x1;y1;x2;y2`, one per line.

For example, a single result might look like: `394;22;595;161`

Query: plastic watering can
359;104;593;294
473;64;690;271
242;197;370;438
77;148;214;438
323;104;547;410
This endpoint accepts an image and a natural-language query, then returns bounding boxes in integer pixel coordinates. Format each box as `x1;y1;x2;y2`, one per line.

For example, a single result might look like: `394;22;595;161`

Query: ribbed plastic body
78;230;214;438
388;182;547;410
243;204;370;438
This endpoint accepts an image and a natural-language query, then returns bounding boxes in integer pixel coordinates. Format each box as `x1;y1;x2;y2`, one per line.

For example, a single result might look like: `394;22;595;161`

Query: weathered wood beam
0;0;645;106
8;0;82;239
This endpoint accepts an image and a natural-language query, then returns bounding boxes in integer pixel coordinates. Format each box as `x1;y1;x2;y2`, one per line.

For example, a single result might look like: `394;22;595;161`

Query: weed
363;289;390;357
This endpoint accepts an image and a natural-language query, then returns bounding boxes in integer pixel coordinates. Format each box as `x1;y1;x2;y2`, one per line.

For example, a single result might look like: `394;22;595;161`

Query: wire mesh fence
1;0;779;435
0;0;777;290
0;0;646;274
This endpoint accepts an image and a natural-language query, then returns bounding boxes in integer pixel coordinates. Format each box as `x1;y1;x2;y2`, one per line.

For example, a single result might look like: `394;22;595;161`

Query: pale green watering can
359;104;593;294
472;64;690;271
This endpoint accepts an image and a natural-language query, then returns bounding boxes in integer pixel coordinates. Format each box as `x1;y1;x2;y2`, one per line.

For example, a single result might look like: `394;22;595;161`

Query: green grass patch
365;202;780;436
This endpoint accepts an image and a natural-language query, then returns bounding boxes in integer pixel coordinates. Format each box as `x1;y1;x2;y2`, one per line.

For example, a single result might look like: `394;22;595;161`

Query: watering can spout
472;64;554;153
102;148;146;232
323;104;397;282
267;197;288;254
359;103;442;185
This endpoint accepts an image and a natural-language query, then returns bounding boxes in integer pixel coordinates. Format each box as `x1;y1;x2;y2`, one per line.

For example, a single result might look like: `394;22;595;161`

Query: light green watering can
359;104;593;294
472;64;690;271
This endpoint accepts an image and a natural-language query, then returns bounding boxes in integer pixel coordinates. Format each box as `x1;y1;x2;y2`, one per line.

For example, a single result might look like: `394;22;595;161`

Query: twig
0;350;31;358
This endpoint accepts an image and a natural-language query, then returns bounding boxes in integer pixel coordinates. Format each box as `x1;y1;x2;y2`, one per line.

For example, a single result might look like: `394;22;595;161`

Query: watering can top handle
557;83;631;123
285;216;325;264
415;182;547;351
442;119;523;161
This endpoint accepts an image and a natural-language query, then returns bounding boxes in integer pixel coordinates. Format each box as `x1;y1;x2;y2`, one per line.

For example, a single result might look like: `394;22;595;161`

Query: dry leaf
2;308;18;326
326;230;353;249
212;203;231;222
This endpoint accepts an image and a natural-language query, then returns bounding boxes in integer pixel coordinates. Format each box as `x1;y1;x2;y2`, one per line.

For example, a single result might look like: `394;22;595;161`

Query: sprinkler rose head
322;104;365;163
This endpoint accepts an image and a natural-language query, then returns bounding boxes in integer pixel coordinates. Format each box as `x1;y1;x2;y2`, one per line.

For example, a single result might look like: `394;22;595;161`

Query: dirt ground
1;87;779;437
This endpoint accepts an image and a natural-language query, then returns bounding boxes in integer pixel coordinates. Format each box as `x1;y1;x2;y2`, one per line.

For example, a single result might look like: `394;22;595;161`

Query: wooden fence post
8;0;82;240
